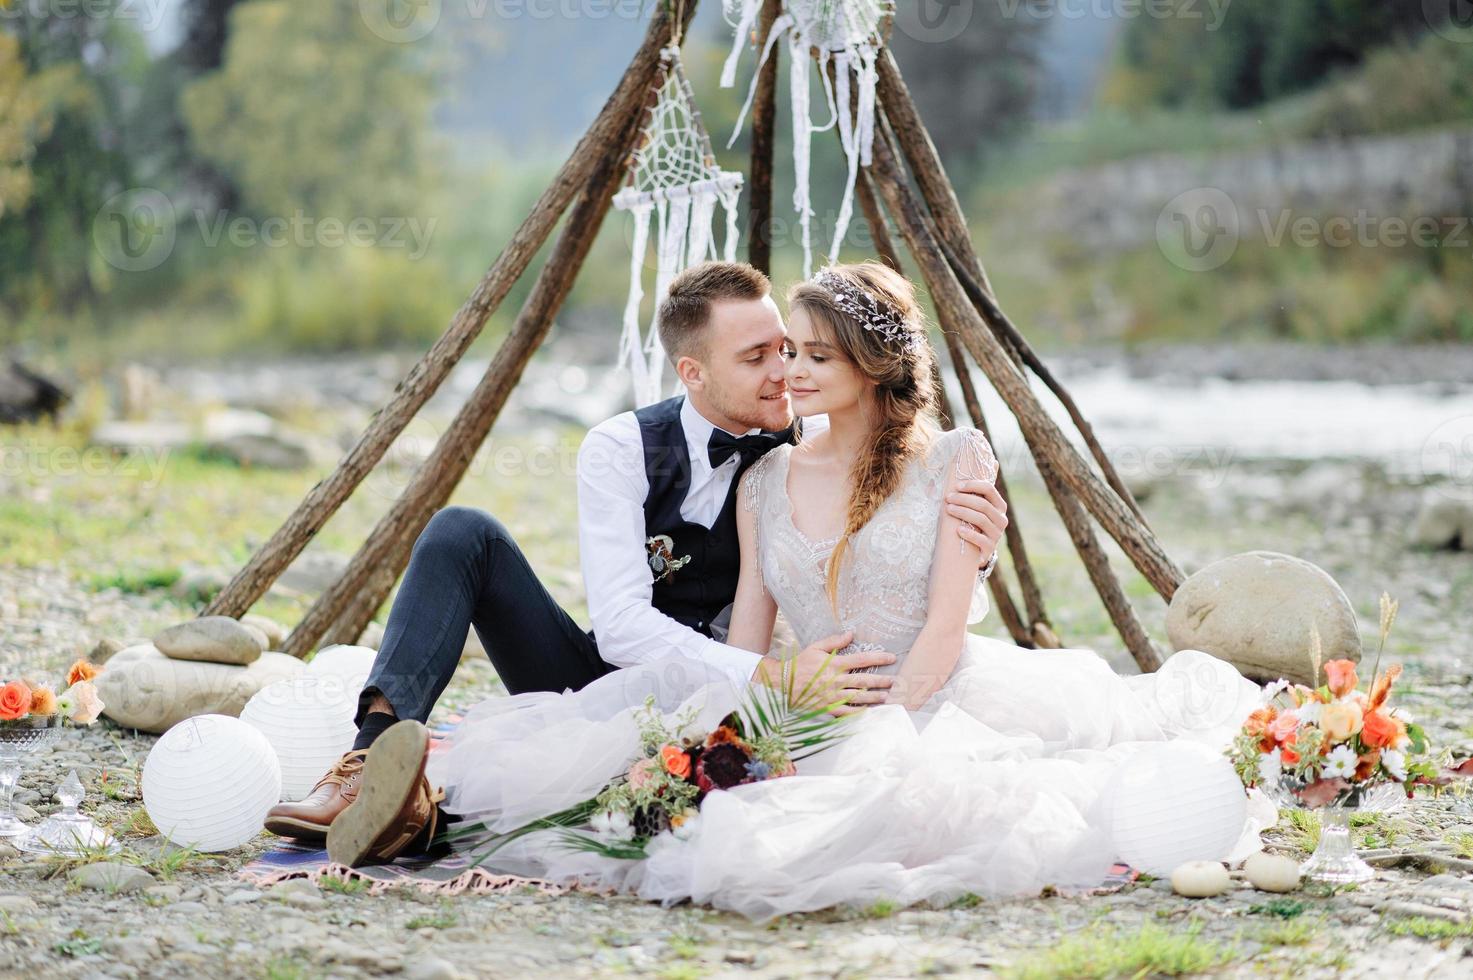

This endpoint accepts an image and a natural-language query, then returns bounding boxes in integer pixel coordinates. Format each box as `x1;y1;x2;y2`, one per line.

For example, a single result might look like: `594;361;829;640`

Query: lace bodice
741;427;998;674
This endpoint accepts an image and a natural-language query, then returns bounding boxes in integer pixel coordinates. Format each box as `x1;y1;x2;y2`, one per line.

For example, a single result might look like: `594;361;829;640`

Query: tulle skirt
426;641;1276;920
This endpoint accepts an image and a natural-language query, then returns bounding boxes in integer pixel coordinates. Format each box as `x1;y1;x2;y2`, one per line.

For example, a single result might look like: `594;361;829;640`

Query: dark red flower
695;742;753;793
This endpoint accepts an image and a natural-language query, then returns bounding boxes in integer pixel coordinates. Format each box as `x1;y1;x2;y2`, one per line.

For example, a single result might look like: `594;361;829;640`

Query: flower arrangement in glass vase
0;659;106;840
445;658;853;864
1225;594;1449;882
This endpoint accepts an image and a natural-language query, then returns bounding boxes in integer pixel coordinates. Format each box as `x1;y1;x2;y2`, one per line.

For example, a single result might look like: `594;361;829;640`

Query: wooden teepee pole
287;109;651;657
874;50;1151;530
202;3;693;622
865;129;1157;666
746;0;782;275
865;122;1179;639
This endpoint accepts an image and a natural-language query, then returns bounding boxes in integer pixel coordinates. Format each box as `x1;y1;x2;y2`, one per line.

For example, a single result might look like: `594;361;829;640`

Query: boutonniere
646;534;691;584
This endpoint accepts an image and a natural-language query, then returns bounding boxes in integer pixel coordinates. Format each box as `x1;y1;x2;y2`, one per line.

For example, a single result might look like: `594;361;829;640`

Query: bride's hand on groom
750;630;897;716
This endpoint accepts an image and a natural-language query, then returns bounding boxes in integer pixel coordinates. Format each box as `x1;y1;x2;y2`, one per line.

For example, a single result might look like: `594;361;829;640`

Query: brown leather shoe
263;748;368;842
326;720;444;868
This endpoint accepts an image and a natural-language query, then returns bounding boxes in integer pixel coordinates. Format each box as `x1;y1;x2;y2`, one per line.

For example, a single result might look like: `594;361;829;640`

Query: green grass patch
1001;920;1241;980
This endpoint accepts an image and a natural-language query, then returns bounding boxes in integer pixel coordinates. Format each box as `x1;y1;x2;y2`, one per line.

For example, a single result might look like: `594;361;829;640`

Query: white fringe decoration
614;46;745;408
721;0;892;277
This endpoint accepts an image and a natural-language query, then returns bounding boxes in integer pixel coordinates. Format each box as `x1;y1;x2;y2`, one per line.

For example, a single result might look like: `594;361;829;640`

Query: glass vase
0;718;63;837
1272;776;1405;885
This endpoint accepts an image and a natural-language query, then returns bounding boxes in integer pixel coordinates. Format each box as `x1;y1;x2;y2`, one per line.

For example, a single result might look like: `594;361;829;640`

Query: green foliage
1001;920;1241;980
181;0;443;219
1109;0;1438;110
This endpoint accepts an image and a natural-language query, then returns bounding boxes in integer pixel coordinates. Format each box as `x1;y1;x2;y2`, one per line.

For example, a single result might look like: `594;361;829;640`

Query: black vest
636;396;779;637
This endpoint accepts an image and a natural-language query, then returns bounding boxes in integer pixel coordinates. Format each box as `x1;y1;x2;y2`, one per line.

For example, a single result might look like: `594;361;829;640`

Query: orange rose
1323;659;1359;698
66;660;99;687
1280;731;1301;766
1244;706;1278;752
1361;709;1399;749
1269;711;1299;744
660;744;691;780
28;686;57;716
0;680;32;721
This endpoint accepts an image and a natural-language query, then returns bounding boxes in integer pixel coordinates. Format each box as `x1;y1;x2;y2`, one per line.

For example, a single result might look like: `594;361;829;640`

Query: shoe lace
316;750;368;789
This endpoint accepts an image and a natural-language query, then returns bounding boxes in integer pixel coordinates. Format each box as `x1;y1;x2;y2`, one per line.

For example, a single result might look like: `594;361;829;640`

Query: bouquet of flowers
1226;594;1445;807
448;659;854;863
0;659;105;730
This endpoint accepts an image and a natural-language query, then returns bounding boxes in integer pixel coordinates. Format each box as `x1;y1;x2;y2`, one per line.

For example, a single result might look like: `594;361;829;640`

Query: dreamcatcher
720;0;892;278
614;42;745;408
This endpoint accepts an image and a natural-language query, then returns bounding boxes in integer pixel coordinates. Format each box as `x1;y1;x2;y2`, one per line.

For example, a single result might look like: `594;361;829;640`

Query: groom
263;261;1005;866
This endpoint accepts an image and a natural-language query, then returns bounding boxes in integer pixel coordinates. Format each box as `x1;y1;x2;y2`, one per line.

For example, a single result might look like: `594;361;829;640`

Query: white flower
63;680;103;725
1390;707;1415;723
1263;679;1290;703
1295;700;1323;726
1322;745;1359;779
590;808;633;842
1382;749;1408;782
1257;748;1283;785
671;812;699;841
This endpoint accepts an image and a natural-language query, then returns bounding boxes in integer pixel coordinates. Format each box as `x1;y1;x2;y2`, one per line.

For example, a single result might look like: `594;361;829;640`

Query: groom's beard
709;385;793;433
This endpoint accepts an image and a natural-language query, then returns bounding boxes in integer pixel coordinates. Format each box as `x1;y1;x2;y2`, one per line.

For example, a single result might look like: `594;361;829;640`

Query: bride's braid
786;262;938;612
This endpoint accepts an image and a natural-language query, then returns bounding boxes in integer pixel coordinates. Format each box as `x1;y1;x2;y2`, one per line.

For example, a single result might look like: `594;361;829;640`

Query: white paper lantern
142;714;281;852
240;676;358;801
1105;741;1248;876
304;644;378;702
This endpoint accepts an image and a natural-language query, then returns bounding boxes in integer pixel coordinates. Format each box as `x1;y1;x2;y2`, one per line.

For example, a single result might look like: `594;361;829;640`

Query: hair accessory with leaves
810;267;925;354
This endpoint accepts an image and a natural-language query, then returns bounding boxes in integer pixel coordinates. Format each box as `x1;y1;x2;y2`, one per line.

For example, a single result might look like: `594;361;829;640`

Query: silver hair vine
810;268;925;354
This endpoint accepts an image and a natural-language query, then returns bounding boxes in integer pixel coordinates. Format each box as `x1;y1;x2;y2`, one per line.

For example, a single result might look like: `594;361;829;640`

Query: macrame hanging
720;0;891;277
614;44;746;408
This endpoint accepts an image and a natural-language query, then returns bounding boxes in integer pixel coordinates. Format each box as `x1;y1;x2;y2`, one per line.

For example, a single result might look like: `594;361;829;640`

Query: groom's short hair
658;261;770;363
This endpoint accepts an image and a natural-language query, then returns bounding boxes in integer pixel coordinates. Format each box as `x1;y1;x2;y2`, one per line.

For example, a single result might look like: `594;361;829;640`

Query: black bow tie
707;426;793;469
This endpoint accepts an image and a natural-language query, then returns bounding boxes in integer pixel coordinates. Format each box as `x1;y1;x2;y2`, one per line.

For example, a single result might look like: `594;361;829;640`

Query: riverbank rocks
1170;860;1231;898
1166;551;1361;687
154;616;264;666
96;644;303;733
1412;495;1473;551
241;614;288;650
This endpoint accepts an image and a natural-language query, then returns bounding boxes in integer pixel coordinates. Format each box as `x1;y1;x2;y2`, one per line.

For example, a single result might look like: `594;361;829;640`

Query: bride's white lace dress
427;428;1274;919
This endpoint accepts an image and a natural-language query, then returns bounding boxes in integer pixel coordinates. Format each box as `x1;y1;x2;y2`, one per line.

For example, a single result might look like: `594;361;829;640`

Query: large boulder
153;616;264;666
1166;551;1361;687
96;644;304;733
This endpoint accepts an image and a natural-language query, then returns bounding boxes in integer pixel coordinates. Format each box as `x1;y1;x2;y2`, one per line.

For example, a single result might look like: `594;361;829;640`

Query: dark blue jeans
356;506;616;727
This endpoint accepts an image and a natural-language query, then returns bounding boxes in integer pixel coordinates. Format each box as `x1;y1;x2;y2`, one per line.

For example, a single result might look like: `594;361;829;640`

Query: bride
403;263;1271;918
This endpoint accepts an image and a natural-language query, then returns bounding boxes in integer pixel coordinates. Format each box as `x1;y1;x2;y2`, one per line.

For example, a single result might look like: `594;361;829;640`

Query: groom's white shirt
576;397;827;690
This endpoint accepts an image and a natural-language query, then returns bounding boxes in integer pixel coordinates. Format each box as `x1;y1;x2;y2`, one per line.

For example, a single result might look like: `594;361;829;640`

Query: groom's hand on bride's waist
749;630;896;715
